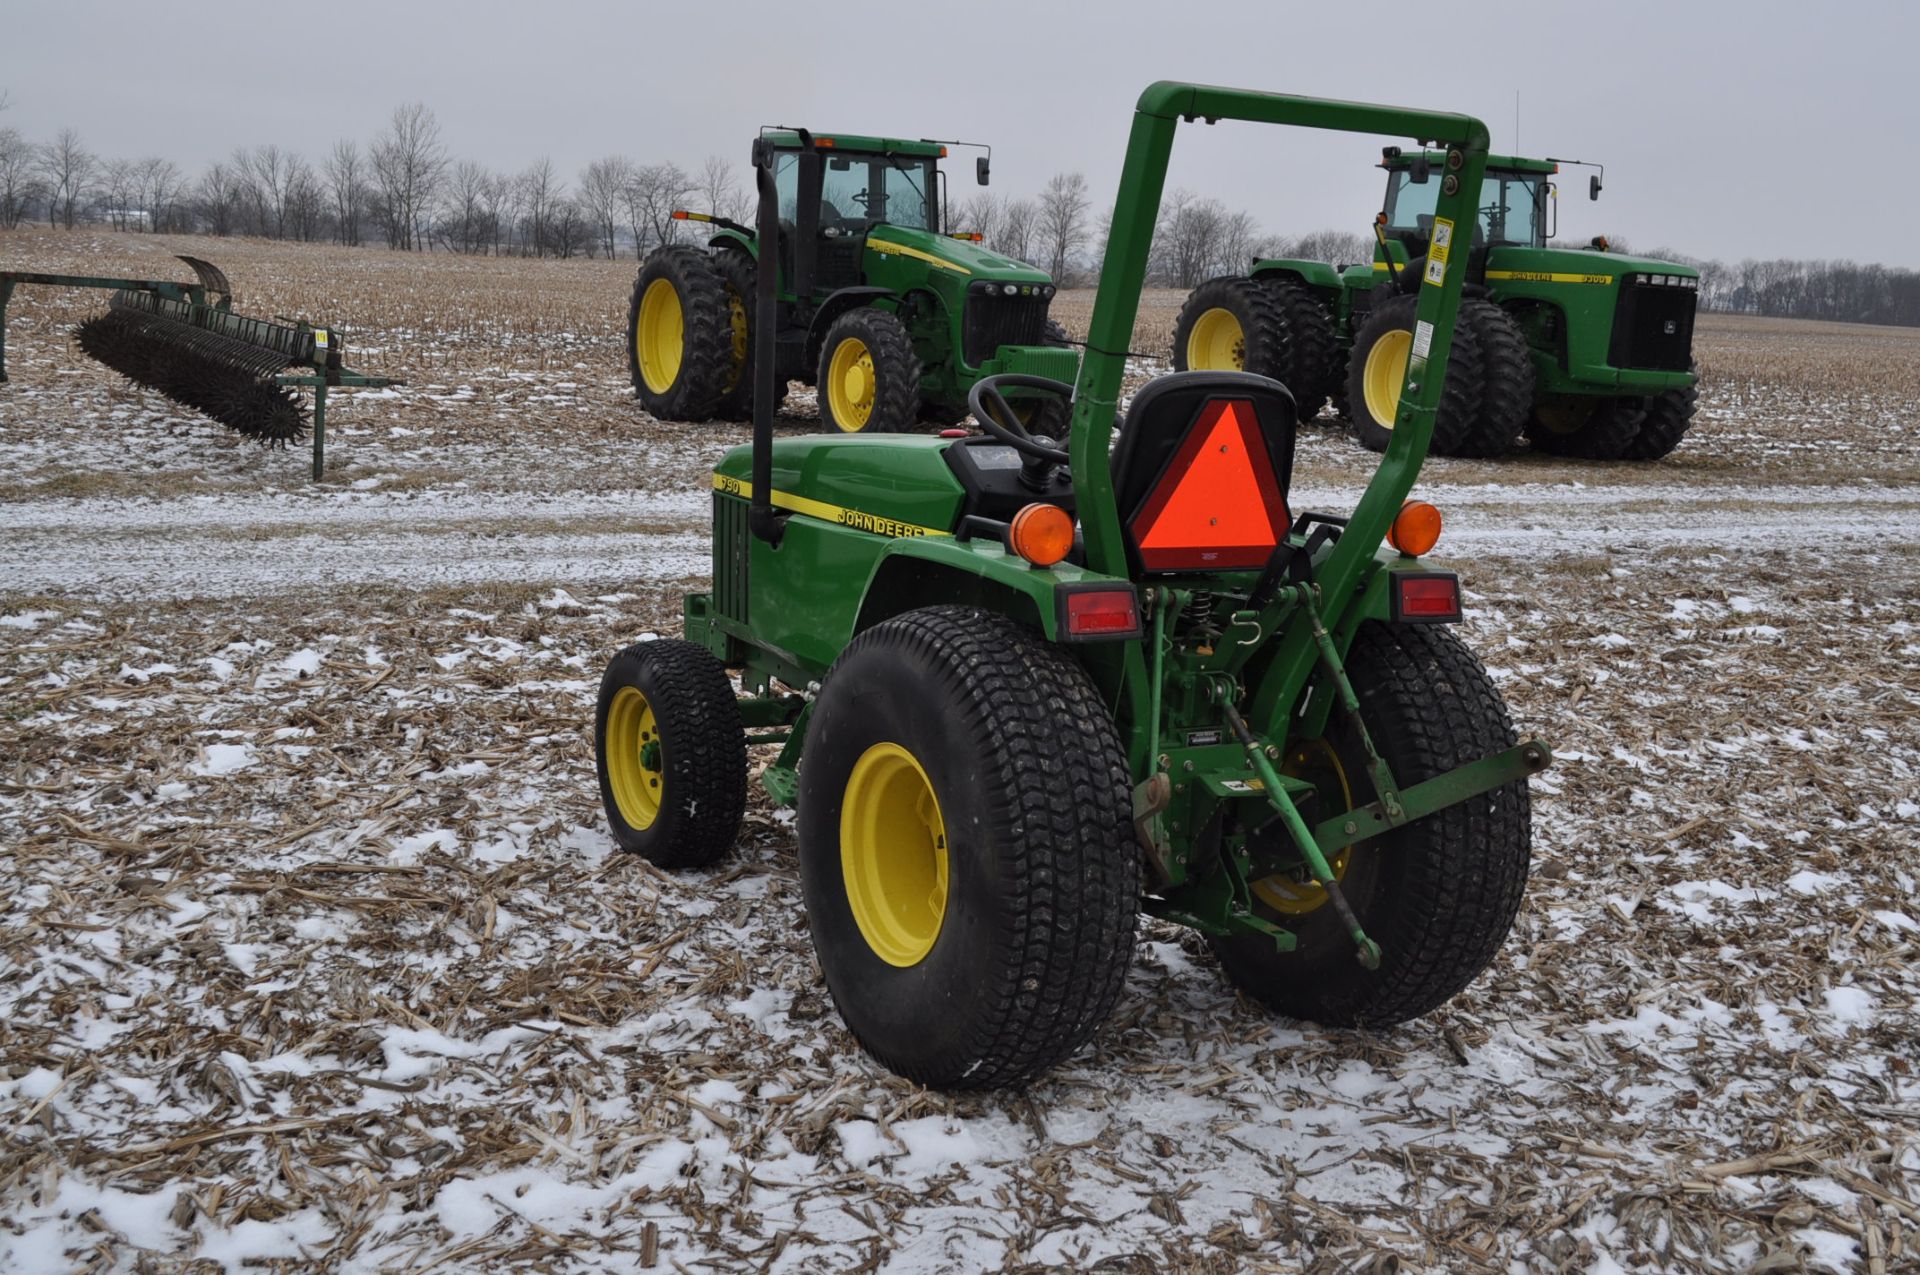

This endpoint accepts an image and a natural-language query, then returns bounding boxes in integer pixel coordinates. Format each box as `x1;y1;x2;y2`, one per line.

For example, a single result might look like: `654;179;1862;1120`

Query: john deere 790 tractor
595;86;1551;1090
627;130;1075;433
1175;147;1701;460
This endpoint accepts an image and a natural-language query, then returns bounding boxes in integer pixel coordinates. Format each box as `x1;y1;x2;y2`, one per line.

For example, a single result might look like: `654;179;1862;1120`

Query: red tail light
1059;584;1143;641
1392;572;1462;623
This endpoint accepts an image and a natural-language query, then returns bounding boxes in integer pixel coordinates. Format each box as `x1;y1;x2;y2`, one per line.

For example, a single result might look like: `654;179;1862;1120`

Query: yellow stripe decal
1370;262;1615;285
712;472;950;539
866;237;971;275
1485;269;1614;285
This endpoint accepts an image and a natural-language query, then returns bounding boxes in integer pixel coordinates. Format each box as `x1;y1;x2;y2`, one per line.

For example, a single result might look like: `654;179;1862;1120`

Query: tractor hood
1484;245;1698;282
866;226;1053;285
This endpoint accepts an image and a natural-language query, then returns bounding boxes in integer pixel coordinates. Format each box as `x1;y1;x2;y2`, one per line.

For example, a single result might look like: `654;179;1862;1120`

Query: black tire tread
707;249;767;422
595;639;747;869
817;307;921;433
807;607;1139;1089
1526;395;1646;459
1212;623;1530;1026
1257;277;1339;419
1451;298;1533;458
628;247;732;422
1621;365;1699;460
1346;293;1484;455
1171;276;1294;388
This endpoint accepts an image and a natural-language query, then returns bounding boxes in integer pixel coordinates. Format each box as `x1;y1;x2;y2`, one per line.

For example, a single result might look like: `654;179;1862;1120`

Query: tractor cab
763;131;946;293
1376;149;1557;265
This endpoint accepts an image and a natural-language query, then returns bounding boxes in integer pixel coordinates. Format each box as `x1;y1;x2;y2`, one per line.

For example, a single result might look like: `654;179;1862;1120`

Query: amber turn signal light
1007;503;1074;567
1386;500;1442;557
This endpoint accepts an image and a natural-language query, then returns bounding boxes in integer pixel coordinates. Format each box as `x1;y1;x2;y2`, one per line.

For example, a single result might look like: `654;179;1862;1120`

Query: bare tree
135;158;182;232
953;191;1003;245
99;157;140;230
323;140;367;246
579;156;634;259
622;161;694;255
196;162;241;237
700;154;746;223
235;144;293;238
1000;198;1038;264
39;128;95;229
518;157;564;258
370;102;447;251
1152;188;1224;287
0;127;40;229
1284;229;1371;265
1036;172;1090;283
440;160;496;255
285;155;324;241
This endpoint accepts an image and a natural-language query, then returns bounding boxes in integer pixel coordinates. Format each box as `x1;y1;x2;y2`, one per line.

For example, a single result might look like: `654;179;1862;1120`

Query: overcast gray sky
4;0;1913;266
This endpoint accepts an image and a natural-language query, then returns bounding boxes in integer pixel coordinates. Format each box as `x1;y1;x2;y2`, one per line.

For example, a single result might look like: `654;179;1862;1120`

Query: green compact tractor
1174;148;1701;460
627;130;1075;433
595;85;1552;1089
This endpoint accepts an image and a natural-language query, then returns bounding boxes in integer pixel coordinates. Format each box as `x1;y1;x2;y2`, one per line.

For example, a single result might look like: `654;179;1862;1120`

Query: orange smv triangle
1131;398;1287;571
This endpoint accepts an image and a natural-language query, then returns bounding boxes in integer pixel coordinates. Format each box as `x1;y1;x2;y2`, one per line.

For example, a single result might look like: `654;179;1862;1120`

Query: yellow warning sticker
1425;216;1453;287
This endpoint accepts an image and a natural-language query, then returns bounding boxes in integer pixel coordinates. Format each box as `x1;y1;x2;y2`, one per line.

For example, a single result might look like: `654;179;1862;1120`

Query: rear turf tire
595;639;747;868
1525;394;1646;459
797;606;1139;1089
1451;298;1533;458
1210;622;1531;1026
1345;293;1483;455
817;308;921;434
1621;364;1699;460
628;248;732;422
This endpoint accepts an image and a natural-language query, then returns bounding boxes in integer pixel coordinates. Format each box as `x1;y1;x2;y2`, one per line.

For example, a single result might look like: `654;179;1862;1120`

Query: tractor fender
856;538;1121;641
805;286;897;367
707;229;758;259
1250;258;1344;296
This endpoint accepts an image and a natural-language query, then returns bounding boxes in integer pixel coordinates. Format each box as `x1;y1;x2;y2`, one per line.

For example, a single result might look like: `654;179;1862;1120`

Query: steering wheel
966;373;1074;466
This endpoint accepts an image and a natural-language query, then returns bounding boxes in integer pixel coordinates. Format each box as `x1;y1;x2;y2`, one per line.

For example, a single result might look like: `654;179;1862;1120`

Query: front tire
1345;293;1483;455
817;308;921;433
1621;364;1700;460
797;606;1139;1089
628;248;732;422
1210;623;1531;1026
1525;394;1646;459
595;639;747;868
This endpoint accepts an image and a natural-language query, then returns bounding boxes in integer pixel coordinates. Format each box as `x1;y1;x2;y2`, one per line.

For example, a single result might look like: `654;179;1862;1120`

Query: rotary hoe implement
594;84;1553;1090
0;256;400;479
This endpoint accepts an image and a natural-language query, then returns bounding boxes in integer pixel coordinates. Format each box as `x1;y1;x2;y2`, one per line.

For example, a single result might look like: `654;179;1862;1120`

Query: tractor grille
964;294;1050;365
713;491;750;623
1608;281;1697;372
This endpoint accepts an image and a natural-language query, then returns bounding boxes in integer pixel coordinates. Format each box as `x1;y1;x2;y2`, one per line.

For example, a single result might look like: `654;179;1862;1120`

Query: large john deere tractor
595;85;1551;1090
1174;147;1702;460
627;130;1075;433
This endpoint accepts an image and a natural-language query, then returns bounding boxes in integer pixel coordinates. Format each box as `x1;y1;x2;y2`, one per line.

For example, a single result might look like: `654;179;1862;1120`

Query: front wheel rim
606;685;665;830
1187;306;1246;370
827;336;876;431
636;279;685;395
840;742;949;967
1362;328;1414;429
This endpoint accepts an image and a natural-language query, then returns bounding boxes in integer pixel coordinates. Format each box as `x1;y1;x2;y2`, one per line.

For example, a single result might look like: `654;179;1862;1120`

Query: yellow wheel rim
1252;738;1355;916
827;336;876;431
723;288;748;396
1362;328;1413;430
636;278;685;396
605;685;665;831
1187;307;1246;370
840;742;949;967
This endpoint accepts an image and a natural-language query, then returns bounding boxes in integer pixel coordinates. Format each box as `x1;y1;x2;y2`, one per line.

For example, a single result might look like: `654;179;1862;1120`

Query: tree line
4;96;1919;326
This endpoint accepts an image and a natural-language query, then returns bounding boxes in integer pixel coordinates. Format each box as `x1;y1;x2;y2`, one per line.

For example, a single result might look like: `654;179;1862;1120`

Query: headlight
1042;284;1056;298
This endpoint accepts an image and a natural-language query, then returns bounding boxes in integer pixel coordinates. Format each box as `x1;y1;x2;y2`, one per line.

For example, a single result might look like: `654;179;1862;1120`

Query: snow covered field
2;231;1918;1272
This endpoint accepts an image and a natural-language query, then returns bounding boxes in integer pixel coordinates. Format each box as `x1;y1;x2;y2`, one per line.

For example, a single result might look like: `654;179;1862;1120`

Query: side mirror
750;138;770;169
976;156;990;186
1409;155;1432;184
1589;174;1602;201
